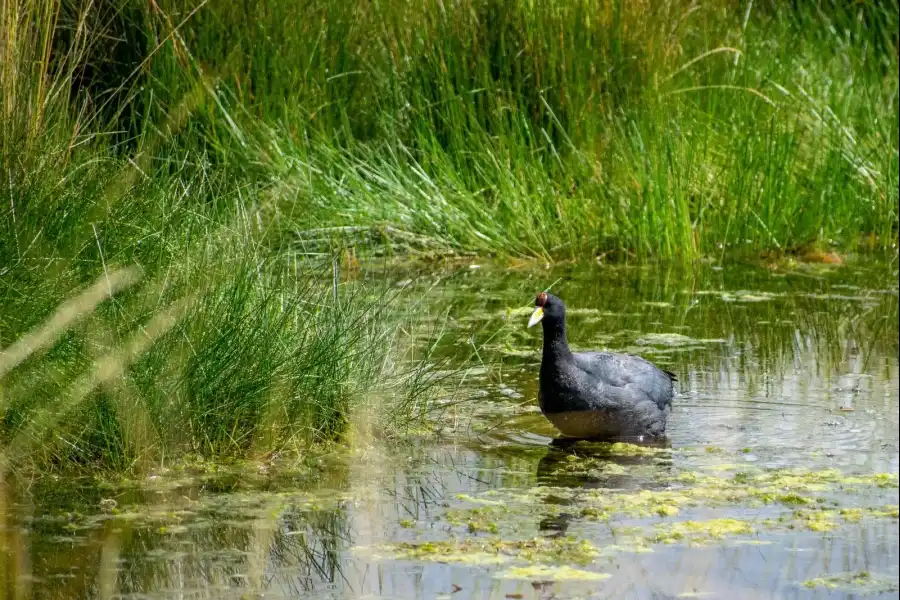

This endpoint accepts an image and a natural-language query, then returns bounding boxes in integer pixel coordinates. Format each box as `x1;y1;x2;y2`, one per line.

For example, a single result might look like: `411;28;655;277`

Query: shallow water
2;261;899;599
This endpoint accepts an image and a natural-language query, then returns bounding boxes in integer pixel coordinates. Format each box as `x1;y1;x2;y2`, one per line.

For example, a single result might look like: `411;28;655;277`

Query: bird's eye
537;292;548;306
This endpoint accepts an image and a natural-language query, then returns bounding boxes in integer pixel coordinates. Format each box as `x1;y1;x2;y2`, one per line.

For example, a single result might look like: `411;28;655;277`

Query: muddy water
2;261;898;599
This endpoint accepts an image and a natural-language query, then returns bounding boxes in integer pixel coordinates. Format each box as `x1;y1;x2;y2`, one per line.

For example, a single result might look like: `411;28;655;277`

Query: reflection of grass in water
633;333;728;347
1;472;356;598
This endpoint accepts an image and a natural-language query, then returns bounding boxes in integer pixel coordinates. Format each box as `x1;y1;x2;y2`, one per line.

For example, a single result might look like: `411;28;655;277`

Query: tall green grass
0;162;422;473
165;0;897;260
3;1;897;261
0;1;431;474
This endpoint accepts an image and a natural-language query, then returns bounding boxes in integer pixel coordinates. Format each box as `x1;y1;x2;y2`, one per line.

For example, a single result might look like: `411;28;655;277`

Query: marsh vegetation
0;1;898;597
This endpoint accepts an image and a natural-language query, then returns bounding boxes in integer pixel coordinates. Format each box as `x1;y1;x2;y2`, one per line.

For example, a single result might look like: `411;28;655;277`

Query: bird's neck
541;319;572;363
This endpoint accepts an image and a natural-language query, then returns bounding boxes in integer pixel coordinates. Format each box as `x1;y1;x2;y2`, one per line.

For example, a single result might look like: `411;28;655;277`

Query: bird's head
528;292;565;328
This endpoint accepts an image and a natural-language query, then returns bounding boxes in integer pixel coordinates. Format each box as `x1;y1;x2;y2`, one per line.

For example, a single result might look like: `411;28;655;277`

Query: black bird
528;292;676;439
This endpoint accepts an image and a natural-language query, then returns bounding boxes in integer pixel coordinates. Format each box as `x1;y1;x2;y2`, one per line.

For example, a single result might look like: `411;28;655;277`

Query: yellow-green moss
651;519;753;544
388;535;600;566
795;508;837;532
801;570;897;594
497;565;611;581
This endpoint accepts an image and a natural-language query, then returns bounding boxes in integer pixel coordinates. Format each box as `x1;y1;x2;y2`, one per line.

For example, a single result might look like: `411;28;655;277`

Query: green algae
445;506;504;534
650;519;754;544
788;505;898;532
386;542;508;566
123;440;886;598
655;505;680;517
675;467;898;503
774;493;814;506
802;571;899;594
604;517;757;551
443;463;897;526
556;441;671;458
410;460;898;562
606;442;669;457
873;473;899;488
497;565;610;581
388;535;600;566
804;571;868;589
543;454;631;480
30;484;351;542
579;489;685;521
791;507;850;532
69;445;892;593
839;508;863;522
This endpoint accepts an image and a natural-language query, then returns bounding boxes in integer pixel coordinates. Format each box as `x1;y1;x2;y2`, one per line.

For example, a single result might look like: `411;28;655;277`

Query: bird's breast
544;410;621;438
538;366;593;414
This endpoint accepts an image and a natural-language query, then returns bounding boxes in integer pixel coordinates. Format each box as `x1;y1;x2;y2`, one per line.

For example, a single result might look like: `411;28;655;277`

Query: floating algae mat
801;571;899;594
3;262;899;599
370;451;897;566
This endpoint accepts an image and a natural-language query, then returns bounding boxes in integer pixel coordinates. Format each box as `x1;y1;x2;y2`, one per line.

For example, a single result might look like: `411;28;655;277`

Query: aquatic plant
0;240;425;475
803;571;899;594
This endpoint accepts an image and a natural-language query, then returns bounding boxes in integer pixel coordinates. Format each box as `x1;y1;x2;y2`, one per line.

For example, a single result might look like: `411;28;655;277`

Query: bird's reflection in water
535;436;673;535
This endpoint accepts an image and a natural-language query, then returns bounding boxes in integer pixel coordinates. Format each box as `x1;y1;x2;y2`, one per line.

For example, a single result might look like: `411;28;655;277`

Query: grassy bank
218;0;898;261
5;1;898;263
0;0;897;471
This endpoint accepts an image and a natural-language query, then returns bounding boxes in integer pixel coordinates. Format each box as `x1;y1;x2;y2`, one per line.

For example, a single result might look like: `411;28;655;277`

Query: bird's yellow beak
527;306;544;328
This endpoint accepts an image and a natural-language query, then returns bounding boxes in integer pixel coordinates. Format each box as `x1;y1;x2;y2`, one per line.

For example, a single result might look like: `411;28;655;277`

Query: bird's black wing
573;352;675;411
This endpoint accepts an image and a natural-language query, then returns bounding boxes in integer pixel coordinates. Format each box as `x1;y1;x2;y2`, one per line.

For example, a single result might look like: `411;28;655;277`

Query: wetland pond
2;261;898;599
